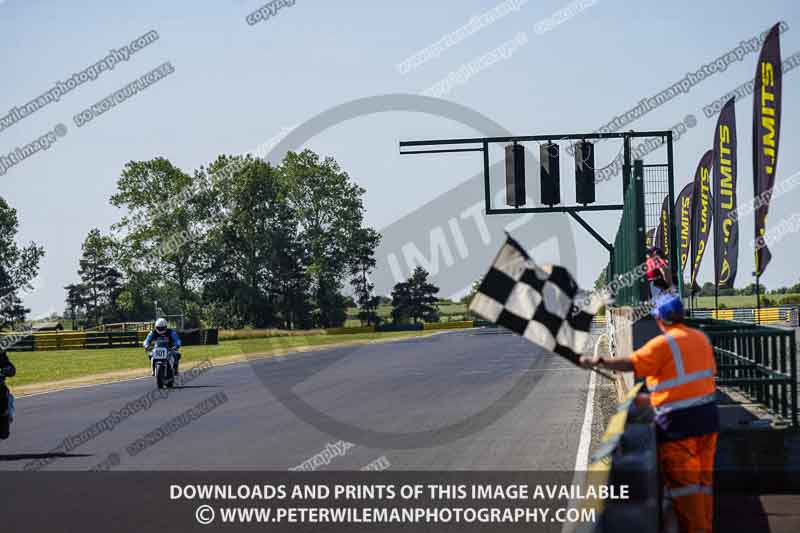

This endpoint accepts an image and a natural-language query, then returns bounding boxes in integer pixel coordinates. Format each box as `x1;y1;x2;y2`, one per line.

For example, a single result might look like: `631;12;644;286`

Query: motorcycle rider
143;318;182;375
0;348;16;439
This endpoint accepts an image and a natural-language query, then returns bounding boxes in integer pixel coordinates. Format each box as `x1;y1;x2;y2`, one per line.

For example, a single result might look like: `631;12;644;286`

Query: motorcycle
149;339;177;389
0;376;14;440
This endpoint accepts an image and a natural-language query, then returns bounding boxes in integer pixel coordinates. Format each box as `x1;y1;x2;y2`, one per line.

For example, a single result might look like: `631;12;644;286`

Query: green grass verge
6;331;432;388
693;293;800;308
344;303;470;327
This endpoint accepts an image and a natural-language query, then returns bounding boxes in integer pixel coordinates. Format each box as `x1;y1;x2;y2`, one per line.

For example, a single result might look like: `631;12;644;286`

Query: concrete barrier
573;383;660;533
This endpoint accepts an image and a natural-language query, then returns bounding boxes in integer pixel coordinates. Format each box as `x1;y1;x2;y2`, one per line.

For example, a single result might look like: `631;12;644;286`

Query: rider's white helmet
155;318;168;332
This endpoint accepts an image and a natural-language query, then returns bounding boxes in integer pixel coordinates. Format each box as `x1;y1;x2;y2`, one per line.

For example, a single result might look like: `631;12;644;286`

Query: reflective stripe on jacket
630;324;717;416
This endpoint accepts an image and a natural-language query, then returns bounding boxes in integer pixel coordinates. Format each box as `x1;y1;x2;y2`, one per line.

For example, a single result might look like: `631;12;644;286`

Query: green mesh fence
607;163;647;306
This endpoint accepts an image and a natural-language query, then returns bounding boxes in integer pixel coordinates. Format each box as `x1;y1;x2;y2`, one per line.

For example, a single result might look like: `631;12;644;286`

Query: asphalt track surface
0;330;595;471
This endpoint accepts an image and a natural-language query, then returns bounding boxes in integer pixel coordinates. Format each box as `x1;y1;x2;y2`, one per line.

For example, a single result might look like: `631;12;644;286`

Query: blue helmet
651;294;684;324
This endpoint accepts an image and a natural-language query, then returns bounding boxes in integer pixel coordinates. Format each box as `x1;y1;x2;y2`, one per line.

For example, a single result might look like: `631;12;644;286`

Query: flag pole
755;272;762;324
681;258;694;314
714;251;720;312
591;367;615;381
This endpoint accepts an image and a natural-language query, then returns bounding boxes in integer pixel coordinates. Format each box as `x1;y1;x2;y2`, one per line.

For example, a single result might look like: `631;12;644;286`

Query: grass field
6;330;433;388
344;302;469;327
342;295;800;326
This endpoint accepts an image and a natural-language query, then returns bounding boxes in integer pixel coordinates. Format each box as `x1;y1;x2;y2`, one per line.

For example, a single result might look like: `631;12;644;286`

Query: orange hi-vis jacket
630;323;717;421
631;324;719;532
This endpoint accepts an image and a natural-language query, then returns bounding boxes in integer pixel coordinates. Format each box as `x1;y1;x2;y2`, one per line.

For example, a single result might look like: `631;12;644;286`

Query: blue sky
1;0;799;316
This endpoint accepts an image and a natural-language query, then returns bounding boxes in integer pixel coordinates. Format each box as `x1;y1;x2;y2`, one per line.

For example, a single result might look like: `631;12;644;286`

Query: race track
0;330;599;471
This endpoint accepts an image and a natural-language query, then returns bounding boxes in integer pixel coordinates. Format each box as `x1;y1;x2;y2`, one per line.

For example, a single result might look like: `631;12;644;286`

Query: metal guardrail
689;306;799;327
0;333;34;352
2;329;220;351
85;331;141;349
688;318;798;427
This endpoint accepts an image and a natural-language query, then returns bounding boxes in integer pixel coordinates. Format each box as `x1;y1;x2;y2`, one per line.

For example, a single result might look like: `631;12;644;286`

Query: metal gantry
399;130;678;296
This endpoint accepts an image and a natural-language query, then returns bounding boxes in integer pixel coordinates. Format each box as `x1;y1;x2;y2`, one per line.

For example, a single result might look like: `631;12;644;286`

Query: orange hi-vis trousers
658;432;718;533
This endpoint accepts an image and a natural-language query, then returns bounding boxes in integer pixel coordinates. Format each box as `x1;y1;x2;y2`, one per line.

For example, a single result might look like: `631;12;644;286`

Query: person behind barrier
580;294;718;533
646;247;673;300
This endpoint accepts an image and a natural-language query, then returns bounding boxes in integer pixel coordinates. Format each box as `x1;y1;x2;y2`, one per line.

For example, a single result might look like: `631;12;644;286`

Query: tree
281;149;368;328
698;282;716;297
349;228;382;326
270;234;313;329
110;158;201;316
196;155;311;329
460;277;482;305
75;229;124;325
594;269;608;290
0;196;44;329
738;283;767;296
391;266;440;324
0;293;27;328
64;283;90;329
460;278;484;319
115;269;154;321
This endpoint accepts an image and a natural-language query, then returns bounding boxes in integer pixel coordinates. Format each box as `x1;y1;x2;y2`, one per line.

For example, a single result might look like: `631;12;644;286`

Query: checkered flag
469;235;604;365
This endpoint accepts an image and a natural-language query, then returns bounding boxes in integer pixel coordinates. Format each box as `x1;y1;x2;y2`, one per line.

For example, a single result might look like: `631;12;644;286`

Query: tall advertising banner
690;150;714;289
713;98;739;289
753;23;782;276
676;183;694;273
653;225;662;255
655;194;670;256
645;228;655;249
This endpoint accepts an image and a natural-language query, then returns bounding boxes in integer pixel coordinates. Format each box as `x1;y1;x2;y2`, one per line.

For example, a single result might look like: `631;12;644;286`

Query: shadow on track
0;452;92;462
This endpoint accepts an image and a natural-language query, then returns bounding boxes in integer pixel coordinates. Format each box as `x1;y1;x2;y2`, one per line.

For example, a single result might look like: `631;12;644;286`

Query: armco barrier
691;305;799;327
422;320;474;330
85;331;140;349
711;309;735;321
375;323;424;332
2;329;219;351
1;333;35;352
34;331;89;351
